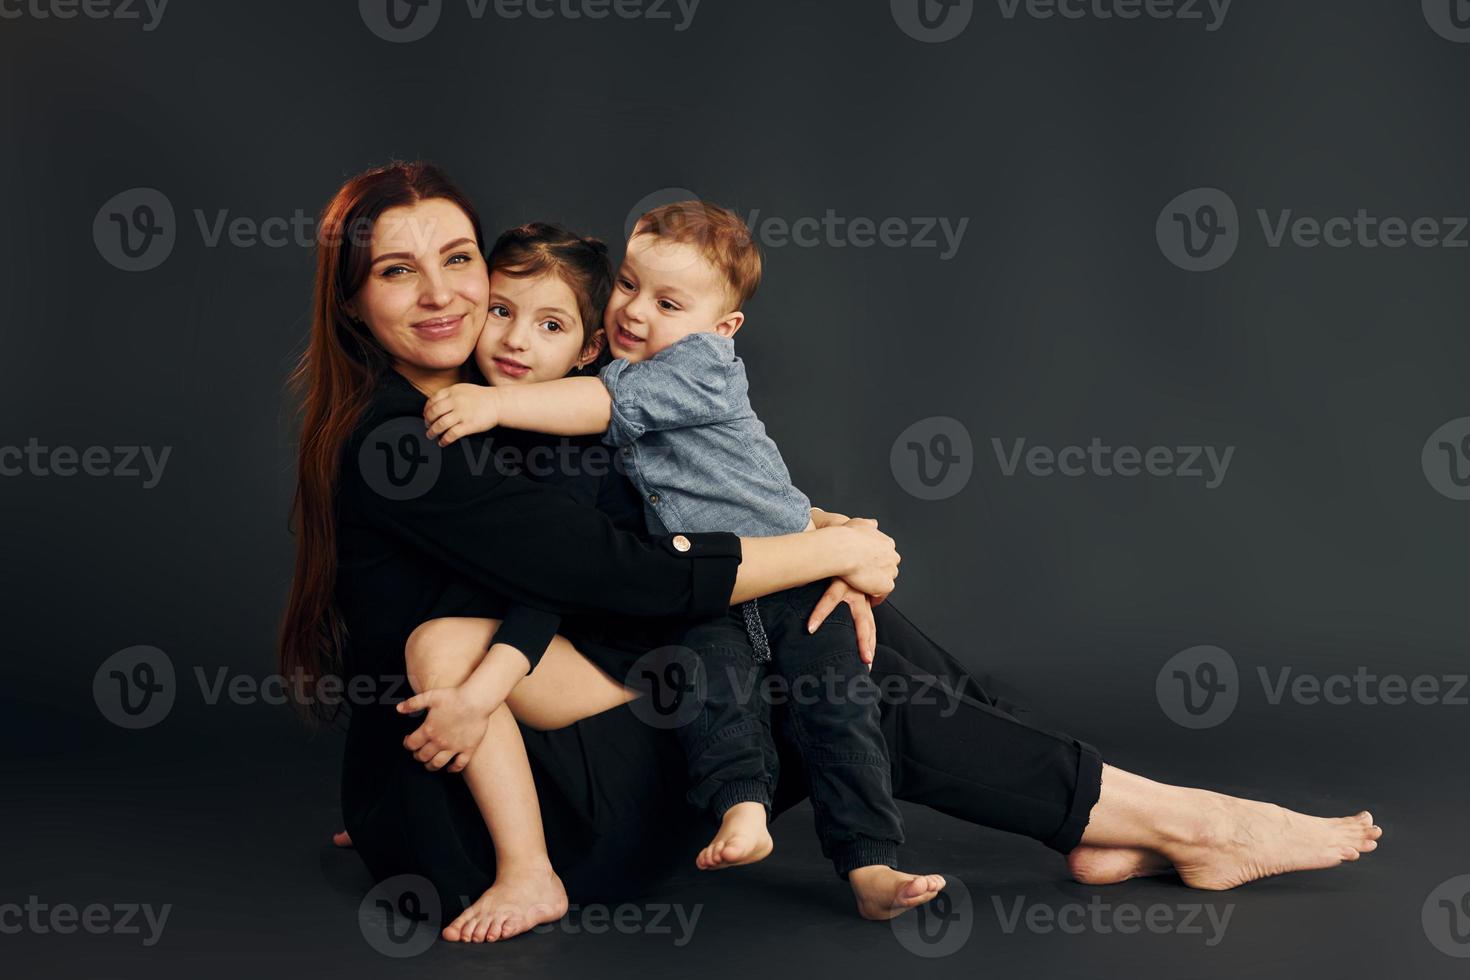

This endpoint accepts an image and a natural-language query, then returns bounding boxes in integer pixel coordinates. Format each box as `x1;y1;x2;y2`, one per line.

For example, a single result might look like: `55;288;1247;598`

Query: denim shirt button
671;534;691;552
649;493;660;504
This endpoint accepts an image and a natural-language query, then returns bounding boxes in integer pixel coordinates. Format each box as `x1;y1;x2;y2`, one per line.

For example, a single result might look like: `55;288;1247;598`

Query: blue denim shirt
600;332;811;538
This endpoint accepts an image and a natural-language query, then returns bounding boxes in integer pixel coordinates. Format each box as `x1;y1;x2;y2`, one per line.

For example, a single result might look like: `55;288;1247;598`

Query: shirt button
649;493;660;504
622;447;631;455
671;534;691;553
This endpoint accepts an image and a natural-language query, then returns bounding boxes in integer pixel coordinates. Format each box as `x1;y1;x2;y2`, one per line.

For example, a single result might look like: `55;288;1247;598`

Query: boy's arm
424;377;611;445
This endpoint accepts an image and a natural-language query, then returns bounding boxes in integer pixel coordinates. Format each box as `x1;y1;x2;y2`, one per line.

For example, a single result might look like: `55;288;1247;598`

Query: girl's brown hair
279;161;484;720
488;222;612;372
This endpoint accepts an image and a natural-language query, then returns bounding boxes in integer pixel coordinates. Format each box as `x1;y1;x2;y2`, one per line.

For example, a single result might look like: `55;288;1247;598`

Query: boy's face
602;233;743;362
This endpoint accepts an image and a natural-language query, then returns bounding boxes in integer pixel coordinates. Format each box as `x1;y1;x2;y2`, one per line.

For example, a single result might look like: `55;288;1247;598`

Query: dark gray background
1;1;1466;977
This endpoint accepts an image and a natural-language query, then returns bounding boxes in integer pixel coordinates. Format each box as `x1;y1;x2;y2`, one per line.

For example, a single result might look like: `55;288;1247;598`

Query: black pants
346;600;1103;921
675;580;905;876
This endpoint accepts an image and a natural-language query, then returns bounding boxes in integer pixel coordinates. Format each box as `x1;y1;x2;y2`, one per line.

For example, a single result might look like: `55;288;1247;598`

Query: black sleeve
492;605;561;674
348;405;742;622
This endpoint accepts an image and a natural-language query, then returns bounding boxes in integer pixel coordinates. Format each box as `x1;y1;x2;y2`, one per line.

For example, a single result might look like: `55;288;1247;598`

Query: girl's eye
489;305;510;318
542;320;564;333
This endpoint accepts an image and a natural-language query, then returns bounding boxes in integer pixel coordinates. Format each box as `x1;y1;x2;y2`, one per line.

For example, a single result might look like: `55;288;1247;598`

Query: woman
282;162;1382;944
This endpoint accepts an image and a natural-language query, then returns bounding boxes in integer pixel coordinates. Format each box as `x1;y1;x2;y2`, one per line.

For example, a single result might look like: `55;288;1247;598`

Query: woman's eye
381;264;412;278
446;252;472;266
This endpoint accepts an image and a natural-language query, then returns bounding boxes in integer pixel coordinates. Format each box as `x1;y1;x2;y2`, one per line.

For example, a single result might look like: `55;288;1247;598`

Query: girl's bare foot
695;801;773;870
1066;846;1172;884
1162;795;1382;891
849;866;947;921
441;864;568;943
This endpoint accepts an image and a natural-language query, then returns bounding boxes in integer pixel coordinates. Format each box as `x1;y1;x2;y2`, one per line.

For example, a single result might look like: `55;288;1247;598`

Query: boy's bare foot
1067;846;1172;884
331;830;354;848
1161;794;1382;891
695;801;773;870
848;865;947;921
441;864;568;943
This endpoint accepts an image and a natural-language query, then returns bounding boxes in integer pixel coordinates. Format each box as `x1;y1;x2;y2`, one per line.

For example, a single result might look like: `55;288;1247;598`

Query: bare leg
694;802;773;871
405;618;577;943
1072;765;1382;890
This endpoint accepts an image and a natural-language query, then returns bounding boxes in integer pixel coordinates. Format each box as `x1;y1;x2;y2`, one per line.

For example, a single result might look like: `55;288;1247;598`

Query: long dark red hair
279;161;484;719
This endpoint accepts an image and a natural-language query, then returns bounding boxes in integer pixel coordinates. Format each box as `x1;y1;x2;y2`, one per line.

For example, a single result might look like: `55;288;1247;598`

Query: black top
334;370;743;813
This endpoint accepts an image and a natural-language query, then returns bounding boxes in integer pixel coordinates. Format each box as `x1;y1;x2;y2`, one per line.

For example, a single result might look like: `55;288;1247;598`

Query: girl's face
350;198;488;387
476;269;604;385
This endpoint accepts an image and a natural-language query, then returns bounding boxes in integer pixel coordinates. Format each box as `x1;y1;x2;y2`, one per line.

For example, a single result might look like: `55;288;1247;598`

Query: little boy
426;202;943;916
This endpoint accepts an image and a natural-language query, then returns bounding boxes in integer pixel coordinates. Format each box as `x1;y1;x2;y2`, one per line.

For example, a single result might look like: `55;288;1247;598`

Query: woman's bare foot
1067;846;1172;884
849;866;947;921
695;801;774;870
441;864;568;943
1162;794;1382;891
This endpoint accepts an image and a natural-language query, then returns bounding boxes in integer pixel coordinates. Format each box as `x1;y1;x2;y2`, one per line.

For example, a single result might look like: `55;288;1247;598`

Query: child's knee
404;617;498;691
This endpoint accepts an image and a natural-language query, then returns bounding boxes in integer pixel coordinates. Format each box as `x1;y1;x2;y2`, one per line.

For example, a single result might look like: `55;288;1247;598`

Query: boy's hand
397;683;501;772
806;578;879;668
424;383;499;447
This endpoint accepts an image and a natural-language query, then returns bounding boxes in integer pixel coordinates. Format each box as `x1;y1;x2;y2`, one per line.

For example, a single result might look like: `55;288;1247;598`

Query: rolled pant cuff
832;838;901;879
711;779;772;819
1044;738;1104;853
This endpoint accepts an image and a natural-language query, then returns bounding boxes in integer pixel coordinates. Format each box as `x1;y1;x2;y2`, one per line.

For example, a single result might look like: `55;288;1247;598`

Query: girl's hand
397;683;502;772
424;383;499;447
832;517;900;600
806;577;879;667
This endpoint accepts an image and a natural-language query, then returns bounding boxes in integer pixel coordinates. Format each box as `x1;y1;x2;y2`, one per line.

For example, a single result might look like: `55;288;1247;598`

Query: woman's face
350;198;489;386
476;269;604;386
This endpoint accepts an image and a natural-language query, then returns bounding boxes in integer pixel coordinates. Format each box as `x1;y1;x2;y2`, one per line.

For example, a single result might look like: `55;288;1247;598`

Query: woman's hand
809;506;851;529
831;517;900;600
806;578;879;666
397;682;502;772
424;383;500;447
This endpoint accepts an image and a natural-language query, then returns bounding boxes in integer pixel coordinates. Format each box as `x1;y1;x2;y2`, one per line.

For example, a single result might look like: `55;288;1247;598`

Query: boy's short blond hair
633;200;762;308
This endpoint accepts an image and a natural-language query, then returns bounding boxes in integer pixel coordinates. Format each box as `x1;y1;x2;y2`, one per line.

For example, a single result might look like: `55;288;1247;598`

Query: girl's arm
424;377;611;443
